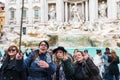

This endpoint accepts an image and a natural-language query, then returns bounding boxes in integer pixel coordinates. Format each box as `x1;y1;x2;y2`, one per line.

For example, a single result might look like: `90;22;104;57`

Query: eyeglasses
40;44;47;47
8;49;16;52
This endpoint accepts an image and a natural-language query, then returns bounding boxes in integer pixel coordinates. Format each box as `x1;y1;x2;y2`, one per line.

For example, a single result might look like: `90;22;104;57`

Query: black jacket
56;58;74;80
73;58;100;80
1;58;26;80
108;56;119;75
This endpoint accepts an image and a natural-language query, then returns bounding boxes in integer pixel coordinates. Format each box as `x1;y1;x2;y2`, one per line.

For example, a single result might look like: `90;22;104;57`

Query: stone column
107;0;117;19
96;0;98;19
85;0;88;21
28;0;33;24
56;0;64;22
44;0;48;22
65;2;68;22
40;0;45;23
82;2;85;21
69;4;72;21
89;0;98;21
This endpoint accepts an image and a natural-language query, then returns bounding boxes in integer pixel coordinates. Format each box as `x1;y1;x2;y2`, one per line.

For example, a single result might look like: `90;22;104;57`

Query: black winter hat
96;49;101;54
53;46;67;53
105;47;110;50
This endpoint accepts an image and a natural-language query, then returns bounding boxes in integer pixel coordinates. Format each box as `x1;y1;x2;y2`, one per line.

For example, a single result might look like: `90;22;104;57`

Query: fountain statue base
0;20;120;49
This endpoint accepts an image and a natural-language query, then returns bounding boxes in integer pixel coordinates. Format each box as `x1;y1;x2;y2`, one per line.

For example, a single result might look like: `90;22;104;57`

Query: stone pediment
67;0;86;3
33;6;40;9
9;7;16;10
116;0;120;2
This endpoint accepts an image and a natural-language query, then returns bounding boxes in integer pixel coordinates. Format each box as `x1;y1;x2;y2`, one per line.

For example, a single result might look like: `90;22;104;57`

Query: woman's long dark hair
111;50;118;62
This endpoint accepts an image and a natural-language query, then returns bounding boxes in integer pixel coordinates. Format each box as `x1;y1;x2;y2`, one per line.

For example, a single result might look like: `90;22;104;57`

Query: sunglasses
40;44;47;47
8;49;16;52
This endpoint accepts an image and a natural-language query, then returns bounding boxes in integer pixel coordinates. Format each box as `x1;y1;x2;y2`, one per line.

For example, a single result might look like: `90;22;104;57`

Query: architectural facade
4;0;120;34
0;2;5;33
0;0;119;49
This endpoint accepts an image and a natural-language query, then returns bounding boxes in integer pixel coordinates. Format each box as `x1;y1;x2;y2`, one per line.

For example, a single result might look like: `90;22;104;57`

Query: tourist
24;48;29;57
48;48;53;58
16;40;56;80
1;45;26;80
24;48;35;57
101;47;111;80
0;51;2;60
73;49;79;62
93;49;103;78
0;50;2;68
53;46;74;80
108;50;119;80
84;50;93;60
73;51;102;80
73;49;79;54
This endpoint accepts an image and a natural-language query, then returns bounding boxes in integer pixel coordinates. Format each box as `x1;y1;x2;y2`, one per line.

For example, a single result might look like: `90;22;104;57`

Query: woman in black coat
53;46;74;80
73;51;101;80
1;45;26;80
108;50;119;80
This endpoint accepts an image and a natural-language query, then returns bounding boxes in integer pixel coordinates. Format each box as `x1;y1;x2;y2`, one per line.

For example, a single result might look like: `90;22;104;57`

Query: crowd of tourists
0;40;119;80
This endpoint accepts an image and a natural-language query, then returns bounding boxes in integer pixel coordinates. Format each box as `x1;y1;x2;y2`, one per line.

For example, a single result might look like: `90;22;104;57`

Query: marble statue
117;3;120;19
98;1;107;18
71;3;81;22
70;3;83;29
48;5;56;21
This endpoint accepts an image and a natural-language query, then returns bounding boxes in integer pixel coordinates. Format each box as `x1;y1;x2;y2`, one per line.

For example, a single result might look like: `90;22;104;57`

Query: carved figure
98;1;107;18
71;3;81;22
48;5;56;20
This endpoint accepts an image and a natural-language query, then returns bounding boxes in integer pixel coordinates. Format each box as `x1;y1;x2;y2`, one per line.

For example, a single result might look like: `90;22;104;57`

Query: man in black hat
53;46;74;80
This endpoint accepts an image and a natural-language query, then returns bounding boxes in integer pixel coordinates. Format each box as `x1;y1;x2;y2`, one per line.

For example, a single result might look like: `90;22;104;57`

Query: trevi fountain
1;0;120;49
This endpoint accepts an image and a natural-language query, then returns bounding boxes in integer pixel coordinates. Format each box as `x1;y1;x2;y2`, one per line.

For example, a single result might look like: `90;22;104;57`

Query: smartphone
18;50;22;55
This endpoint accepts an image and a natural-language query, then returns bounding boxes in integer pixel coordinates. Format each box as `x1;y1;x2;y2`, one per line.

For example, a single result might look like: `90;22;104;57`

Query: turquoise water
0;47;120;57
0;47;120;68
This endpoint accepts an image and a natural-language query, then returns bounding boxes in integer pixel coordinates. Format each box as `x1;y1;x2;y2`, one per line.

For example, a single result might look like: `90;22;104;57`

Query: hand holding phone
16;50;23;60
18;50;22;55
